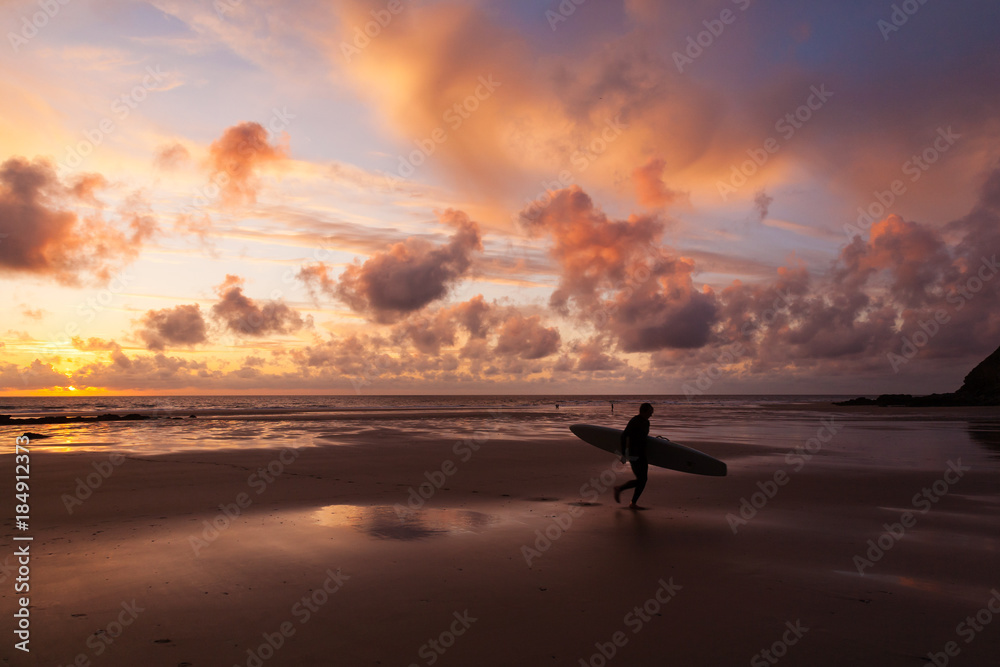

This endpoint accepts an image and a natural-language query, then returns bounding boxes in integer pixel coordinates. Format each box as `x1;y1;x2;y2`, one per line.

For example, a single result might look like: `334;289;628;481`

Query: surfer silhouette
614;403;653;509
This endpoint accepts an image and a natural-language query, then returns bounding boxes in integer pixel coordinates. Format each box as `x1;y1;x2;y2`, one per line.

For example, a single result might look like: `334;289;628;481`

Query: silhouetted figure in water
614;403;653;509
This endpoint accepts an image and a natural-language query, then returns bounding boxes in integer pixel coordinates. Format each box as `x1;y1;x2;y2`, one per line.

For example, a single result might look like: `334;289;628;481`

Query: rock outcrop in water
955;343;1000;403
836;344;1000;406
0;413;152;425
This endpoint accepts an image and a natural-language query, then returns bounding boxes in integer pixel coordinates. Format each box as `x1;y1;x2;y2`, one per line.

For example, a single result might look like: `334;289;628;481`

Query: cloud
448;294;492;338
155;142;191;169
520;185;664;313
173;211;213;244
836;214;955;309
608;256;719;351
330;1;528;195
4;330;33;342
0;157;155;285
0;359;67;390
290;333;402;381
395;309;458;355
705;169;1000;371
211;275;310;337
69;173;108;205
71;336;121;351
572;336;625;371
327;0;729;209
297;262;338;302
20;306;45;321
753;189;773;221
388;295;497;355
207;122;288;206
494;312;560;359
136;304;210;351
521;185;717;350
335;209;482;322
69;336;135;370
633;158;680;208
70;351;210;391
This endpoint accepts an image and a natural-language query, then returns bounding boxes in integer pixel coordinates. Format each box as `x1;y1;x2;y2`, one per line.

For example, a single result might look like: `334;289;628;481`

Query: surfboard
570;424;727;477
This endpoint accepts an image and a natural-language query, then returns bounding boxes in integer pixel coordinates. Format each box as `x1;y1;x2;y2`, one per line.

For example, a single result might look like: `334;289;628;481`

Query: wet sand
2;413;999;666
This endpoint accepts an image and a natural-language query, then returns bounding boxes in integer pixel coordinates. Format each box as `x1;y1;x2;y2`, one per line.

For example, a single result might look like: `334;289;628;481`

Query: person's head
639;402;654;417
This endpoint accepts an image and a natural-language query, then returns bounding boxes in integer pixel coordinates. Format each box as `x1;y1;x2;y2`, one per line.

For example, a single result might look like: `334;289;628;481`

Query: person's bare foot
628;503;647;510
613;486;622;503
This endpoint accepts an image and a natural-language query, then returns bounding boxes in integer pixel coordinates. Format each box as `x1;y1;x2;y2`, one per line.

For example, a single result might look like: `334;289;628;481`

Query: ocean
3;395;998;468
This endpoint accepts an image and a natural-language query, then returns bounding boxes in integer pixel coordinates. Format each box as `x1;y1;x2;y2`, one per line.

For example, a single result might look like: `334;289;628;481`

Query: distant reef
0;413;152;426
837;344;1000;407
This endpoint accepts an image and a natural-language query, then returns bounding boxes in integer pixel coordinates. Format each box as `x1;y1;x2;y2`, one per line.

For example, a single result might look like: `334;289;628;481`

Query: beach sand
2;405;999;666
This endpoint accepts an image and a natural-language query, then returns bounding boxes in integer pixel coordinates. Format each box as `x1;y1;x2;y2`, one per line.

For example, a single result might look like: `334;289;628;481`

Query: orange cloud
297;262;338;303
332;2;524;195
520;185;664;312
330;0;736;212
632;158;680;208
206;122;288;206
0;157;155;285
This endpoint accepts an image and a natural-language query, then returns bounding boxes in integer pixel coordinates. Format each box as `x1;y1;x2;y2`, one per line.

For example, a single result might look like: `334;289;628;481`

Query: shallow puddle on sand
312;504;500;540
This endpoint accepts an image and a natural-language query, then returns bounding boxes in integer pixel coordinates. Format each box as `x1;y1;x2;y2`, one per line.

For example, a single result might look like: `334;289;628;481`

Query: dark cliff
837;344;1000;407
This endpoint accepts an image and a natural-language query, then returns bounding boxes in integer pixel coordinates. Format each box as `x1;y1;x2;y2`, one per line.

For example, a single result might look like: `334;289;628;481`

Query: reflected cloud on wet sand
313;504;499;540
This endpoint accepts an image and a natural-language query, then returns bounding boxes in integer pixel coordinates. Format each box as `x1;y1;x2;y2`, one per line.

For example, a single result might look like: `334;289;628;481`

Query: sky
1;0;999;396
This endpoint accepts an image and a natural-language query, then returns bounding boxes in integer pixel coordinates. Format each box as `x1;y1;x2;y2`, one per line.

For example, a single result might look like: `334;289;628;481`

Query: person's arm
620;419;634;460
630;421;647;459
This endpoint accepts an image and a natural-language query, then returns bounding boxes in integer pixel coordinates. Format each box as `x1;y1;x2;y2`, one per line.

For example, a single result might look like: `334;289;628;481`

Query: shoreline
3;418;998;665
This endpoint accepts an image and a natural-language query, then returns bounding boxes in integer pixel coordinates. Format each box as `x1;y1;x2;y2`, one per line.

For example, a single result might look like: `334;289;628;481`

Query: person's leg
629;459;648;506
615;477;636;503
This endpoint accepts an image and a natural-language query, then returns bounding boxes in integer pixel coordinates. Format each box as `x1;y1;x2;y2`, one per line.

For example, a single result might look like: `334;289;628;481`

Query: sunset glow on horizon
2;0;999;396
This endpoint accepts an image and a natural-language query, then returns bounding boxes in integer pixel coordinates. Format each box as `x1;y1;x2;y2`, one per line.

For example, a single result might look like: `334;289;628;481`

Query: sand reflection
313;504;499;540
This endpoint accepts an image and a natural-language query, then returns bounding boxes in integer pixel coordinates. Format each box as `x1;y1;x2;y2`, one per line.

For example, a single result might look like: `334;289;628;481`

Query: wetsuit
619;415;650;504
